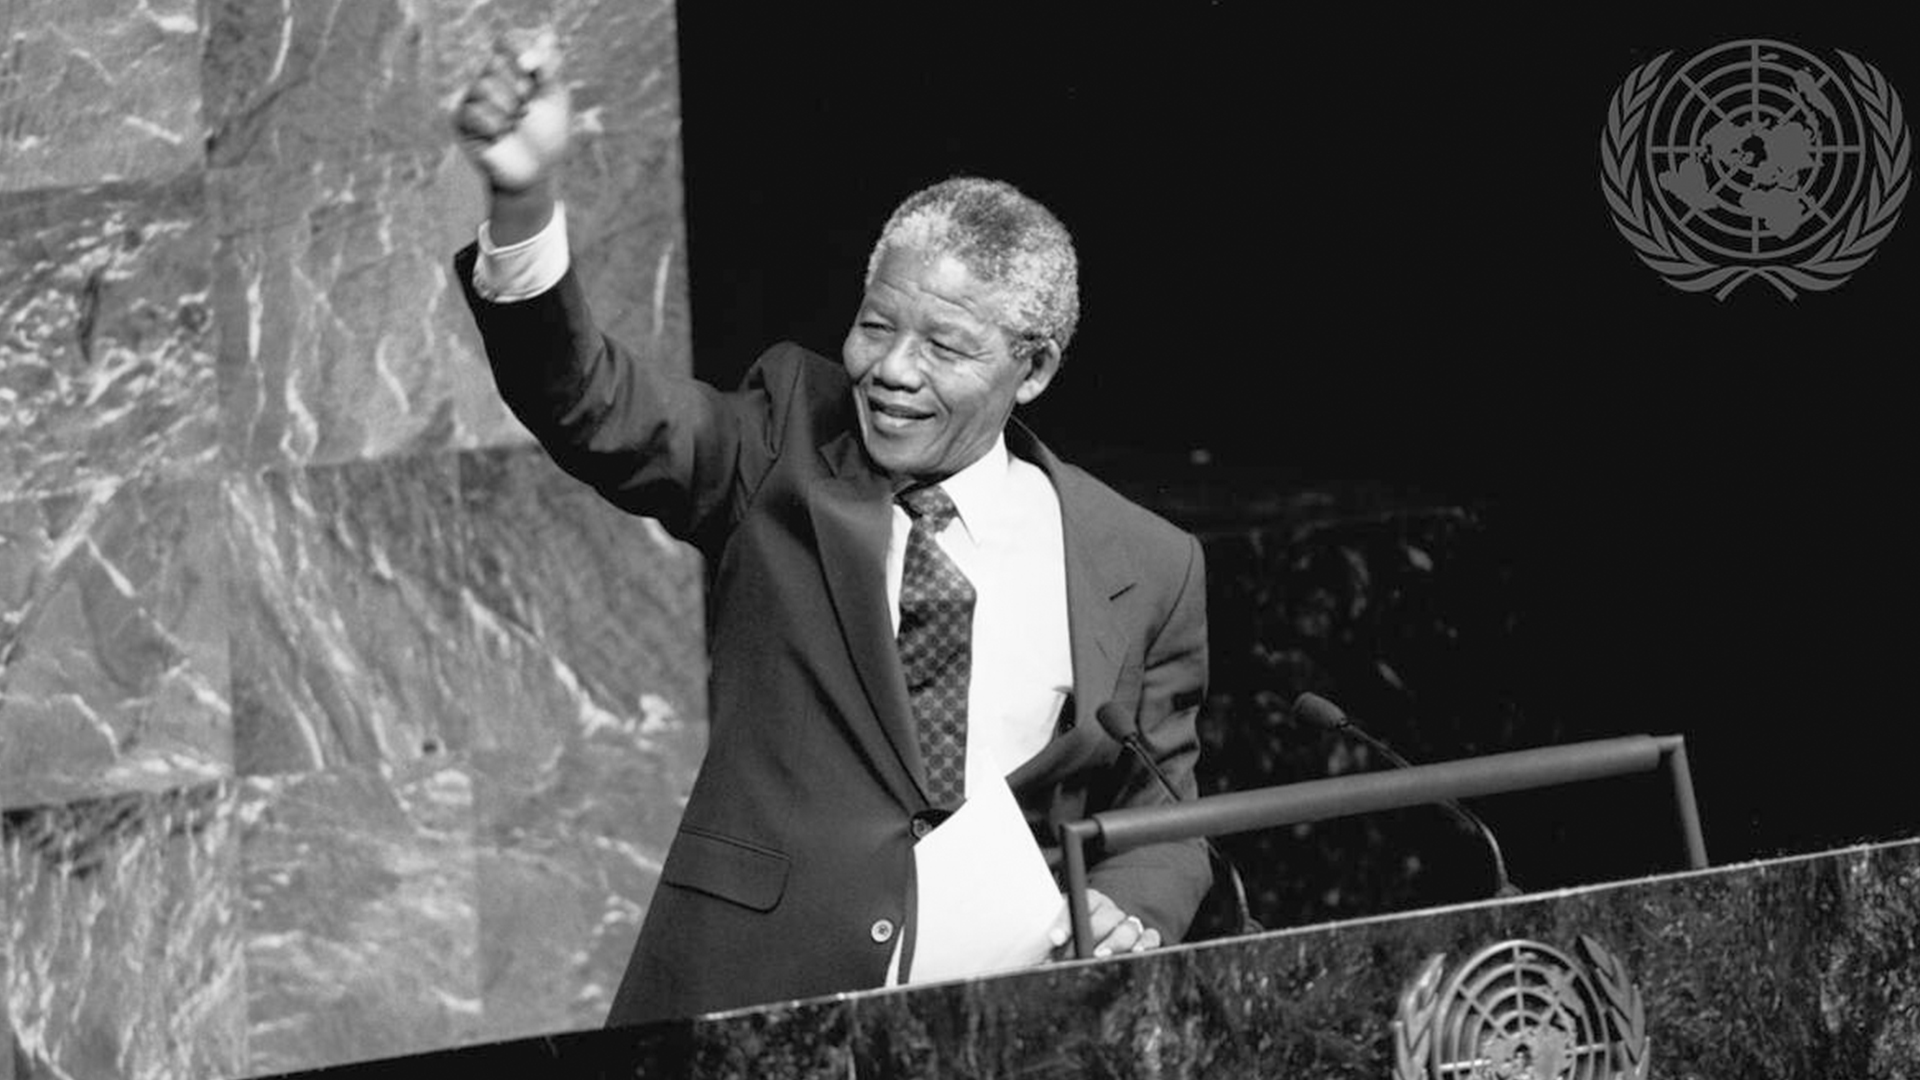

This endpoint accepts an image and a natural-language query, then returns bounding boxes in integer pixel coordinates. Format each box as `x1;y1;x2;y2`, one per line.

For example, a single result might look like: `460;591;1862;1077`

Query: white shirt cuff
473;201;571;302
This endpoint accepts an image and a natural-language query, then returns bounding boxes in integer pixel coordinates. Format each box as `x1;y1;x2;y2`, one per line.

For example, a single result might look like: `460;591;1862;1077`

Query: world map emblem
1601;39;1910;299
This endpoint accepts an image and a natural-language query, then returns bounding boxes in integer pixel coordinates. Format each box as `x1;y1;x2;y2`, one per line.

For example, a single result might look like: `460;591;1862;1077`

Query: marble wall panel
0;476;229;811
226;454;474;777
0;0;206;193
240;759;480;1076
0;177;219;503
202;0;687;472
202;0;514;470
207;149;517;470
454;445;706;1038
471;805;668;1040
2;0;695;1072
451;445;706;765
1;782;244;1080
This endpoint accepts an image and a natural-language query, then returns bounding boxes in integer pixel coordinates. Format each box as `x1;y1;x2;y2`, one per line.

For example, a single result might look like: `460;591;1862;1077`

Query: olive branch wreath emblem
1576;935;1650;1080
1601;48;1911;299
1391;953;1445;1079
1390;936;1650;1079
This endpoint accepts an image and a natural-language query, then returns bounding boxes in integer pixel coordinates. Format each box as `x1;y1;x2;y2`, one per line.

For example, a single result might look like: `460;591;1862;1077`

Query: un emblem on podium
1601;39;1910;299
1391;936;1648;1080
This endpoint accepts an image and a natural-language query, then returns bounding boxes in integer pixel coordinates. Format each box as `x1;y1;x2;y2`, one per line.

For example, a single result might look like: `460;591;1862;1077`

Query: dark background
673;4;1914;928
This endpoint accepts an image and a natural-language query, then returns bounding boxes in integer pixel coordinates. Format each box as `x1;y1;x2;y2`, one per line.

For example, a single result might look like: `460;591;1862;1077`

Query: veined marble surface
209;150;516;470
0;475;230;811
0;0;206;193
200;0;688;470
0;178;219;503
241;761;480;1076
451;446;707;770
3;783;244;1080
2;0;693;1075
226;454;472;777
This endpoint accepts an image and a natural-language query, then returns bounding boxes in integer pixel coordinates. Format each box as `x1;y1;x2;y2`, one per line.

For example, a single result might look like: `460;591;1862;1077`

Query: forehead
866;245;1011;327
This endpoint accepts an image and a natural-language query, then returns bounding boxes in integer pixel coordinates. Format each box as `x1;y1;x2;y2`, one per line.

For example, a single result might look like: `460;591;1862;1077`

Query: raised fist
453;29;570;194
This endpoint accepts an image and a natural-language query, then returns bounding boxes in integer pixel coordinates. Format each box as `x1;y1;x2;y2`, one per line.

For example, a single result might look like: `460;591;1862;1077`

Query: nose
873;334;922;389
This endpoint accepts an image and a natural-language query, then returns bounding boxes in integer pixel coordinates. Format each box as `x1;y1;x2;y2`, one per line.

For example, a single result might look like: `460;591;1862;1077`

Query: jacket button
911;817;932;840
870;918;896;943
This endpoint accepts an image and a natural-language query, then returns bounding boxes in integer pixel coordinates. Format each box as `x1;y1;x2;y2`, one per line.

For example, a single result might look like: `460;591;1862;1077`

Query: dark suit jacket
457;246;1212;1026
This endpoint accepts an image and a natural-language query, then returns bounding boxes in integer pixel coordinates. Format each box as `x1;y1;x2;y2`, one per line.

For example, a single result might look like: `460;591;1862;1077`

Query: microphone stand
1098;704;1261;937
1295;693;1521;898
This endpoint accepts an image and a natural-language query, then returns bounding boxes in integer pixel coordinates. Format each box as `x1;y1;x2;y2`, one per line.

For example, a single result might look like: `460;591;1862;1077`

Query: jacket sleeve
1085;532;1214;942
455;243;790;553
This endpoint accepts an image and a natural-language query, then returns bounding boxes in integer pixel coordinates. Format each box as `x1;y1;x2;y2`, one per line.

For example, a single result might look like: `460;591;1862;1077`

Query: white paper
906;776;1066;984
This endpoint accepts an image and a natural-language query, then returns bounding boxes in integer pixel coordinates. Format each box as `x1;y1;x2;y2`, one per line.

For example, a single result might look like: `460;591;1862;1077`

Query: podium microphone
1291;692;1522;899
1096;702;1260;936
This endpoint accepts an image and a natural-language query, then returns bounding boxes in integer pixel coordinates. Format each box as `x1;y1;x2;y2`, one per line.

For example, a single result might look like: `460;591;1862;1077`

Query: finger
472;52;531;106
1093;913;1145;958
515;27;561;83
1048;890;1123;959
494;29;537;68
498;48;540;90
470;64;532;115
453;97;511;142
1134;928;1162;953
484;60;534;104
457;89;506;136
1084;891;1128;941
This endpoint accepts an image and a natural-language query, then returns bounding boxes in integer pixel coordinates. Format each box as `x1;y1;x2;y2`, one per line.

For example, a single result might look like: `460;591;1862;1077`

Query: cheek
841;337;872;380
939;382;997;428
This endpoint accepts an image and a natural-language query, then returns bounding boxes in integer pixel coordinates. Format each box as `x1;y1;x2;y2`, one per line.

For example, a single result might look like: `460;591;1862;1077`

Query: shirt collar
931;434;1015;546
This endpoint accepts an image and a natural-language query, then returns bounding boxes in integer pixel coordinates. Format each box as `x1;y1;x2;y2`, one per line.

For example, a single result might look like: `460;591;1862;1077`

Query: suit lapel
808;431;929;808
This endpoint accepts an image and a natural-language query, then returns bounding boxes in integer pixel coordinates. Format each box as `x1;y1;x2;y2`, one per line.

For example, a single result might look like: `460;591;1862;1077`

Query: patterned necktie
896;484;975;809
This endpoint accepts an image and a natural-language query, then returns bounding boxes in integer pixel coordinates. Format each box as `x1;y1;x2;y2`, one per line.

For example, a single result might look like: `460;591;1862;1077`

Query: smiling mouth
867;398;933;429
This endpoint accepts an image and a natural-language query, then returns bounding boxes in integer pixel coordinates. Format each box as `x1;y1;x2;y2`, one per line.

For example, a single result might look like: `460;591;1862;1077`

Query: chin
877;454;937;482
858;430;920;477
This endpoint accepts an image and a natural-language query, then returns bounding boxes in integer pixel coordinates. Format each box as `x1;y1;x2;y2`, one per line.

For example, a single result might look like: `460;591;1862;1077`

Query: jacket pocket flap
661;828;790;912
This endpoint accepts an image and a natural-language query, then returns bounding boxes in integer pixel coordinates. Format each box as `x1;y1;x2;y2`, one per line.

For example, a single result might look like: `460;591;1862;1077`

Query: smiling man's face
842;244;1056;484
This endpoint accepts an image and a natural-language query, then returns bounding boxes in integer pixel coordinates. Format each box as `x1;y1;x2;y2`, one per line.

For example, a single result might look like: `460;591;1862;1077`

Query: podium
256;835;1920;1078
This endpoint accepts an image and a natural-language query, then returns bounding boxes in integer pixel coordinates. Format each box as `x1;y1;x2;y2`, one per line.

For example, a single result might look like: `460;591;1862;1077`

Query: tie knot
898;484;959;532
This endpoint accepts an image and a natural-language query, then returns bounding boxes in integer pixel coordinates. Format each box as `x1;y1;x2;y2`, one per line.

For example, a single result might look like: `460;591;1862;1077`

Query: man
452;32;1211;1026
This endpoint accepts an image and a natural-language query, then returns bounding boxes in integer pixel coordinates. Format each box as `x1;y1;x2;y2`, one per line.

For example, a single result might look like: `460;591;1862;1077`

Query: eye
859;319;892;338
929;337;967;357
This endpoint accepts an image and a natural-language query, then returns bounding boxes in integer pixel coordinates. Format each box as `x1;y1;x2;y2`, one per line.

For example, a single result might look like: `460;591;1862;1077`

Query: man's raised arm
449;31;769;547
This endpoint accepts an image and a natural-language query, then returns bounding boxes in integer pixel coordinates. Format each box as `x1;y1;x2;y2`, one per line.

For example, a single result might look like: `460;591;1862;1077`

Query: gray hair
865;177;1080;361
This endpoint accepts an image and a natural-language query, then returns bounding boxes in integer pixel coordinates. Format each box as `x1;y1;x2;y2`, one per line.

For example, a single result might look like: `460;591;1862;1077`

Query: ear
1012;339;1061;406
